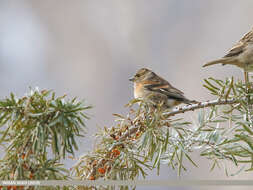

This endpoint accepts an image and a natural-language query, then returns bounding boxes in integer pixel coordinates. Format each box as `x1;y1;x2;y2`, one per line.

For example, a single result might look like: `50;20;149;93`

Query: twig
119;126;139;141
164;99;237;117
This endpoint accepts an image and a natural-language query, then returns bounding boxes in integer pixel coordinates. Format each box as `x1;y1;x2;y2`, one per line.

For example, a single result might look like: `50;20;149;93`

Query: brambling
129;68;197;109
203;27;253;81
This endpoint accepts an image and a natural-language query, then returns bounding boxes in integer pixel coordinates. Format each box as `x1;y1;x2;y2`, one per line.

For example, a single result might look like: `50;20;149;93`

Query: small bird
129;68;196;109
203;27;253;81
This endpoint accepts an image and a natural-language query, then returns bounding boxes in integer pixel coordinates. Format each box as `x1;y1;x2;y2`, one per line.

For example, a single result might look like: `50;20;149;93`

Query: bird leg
243;70;252;124
244;70;249;90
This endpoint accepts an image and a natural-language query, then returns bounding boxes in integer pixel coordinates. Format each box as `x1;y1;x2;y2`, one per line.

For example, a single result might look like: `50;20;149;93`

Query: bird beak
129;78;134;82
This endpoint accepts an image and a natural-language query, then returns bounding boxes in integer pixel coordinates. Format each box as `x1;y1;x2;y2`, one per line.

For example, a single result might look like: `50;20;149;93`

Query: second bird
203;27;253;72
129;68;196;110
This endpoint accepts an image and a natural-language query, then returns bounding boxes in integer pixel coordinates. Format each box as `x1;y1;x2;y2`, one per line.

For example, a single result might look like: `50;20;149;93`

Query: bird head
129;68;153;82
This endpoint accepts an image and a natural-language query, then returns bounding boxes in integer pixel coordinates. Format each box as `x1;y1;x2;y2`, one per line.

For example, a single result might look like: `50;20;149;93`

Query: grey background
1;0;253;189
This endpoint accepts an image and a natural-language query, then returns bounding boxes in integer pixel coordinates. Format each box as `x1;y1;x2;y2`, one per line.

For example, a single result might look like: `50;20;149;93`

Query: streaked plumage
203;27;253;72
129;68;196;109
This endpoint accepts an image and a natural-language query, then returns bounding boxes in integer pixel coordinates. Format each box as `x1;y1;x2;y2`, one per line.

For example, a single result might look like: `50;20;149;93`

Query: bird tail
203;57;235;67
183;98;199;105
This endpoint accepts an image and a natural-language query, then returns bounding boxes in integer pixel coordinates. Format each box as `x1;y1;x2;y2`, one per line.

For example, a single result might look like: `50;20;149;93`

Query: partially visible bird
129;68;197;109
203;27;253;82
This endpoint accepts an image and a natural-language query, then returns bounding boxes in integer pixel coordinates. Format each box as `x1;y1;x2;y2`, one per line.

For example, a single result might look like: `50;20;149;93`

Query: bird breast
134;82;144;99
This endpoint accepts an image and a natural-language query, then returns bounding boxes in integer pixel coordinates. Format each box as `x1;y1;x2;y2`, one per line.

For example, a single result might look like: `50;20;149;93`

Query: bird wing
224;29;253;58
224;42;244;57
143;76;187;101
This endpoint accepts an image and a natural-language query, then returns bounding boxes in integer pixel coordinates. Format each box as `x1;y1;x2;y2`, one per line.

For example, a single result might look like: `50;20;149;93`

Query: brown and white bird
129;68;196;109
203;27;253;81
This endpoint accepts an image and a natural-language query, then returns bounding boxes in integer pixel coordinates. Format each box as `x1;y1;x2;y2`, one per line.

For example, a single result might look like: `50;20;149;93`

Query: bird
129;68;197;109
203;27;253;82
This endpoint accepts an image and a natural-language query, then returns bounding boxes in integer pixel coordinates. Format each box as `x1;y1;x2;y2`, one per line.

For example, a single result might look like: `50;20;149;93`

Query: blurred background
0;0;253;189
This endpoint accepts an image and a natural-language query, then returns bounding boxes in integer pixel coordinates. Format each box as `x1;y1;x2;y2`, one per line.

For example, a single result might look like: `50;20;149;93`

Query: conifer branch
86;98;239;180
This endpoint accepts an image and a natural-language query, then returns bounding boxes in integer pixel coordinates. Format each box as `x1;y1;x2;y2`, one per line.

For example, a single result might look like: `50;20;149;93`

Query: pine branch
0;89;91;182
86;98;238;180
